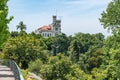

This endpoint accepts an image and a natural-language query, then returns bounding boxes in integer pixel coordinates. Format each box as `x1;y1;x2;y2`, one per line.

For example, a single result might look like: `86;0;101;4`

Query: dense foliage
0;0;13;48
0;0;120;80
99;0;120;33
2;35;49;69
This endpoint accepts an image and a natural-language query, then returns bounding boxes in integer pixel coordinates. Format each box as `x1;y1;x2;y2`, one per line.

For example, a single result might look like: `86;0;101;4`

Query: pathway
0;65;15;80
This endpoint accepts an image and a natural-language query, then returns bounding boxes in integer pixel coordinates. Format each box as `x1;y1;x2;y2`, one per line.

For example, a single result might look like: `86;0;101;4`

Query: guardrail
0;59;24;80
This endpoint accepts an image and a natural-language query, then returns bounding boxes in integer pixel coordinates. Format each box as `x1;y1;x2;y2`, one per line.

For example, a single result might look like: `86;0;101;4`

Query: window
55;28;58;31
44;33;46;37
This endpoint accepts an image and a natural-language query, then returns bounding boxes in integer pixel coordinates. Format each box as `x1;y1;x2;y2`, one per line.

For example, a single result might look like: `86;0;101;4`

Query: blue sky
8;0;112;36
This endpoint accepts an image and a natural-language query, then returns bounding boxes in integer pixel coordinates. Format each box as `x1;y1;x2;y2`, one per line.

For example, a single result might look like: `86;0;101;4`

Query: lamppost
51;44;59;56
55;46;59;54
51;45;55;55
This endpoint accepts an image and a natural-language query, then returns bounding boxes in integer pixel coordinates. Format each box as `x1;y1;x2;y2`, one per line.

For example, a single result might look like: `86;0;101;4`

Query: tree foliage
3;35;49;69
39;54;92;80
68;39;81;63
101;34;120;79
40;54;72;80
52;33;70;55
98;0;120;79
29;59;43;74
68;32;104;64
99;0;120;33
0;0;13;48
10;31;19;37
17;21;26;32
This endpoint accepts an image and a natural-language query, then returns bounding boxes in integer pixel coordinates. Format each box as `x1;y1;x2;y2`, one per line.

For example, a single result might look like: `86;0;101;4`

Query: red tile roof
38;25;52;31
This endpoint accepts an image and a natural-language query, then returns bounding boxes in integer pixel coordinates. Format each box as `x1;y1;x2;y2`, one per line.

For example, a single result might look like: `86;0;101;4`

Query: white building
35;15;61;38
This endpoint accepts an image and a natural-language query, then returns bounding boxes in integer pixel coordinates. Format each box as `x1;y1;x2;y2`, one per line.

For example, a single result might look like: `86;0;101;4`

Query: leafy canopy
0;0;13;48
3;35;49;69
99;0;120;33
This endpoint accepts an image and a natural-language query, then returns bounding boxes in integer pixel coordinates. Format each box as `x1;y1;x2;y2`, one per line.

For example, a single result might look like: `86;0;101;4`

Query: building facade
35;15;61;38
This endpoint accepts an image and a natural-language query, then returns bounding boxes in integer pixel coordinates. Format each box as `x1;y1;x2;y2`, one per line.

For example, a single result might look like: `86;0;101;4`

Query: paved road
0;65;15;80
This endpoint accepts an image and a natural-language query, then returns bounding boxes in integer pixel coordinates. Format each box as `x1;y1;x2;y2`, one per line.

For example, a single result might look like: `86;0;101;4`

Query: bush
29;59;43;74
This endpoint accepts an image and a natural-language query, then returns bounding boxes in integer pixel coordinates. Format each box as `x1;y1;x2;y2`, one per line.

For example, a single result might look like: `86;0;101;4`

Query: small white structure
35;15;61;38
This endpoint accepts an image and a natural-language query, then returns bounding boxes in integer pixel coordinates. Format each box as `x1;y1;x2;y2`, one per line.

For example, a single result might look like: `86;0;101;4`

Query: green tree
91;68;107;80
3;35;49;69
99;0;120;33
99;0;120;79
66;64;92;80
10;31;19;37
86;48;104;71
51;33;70;55
56;33;70;54
16;21;27;34
94;33;104;41
101;34;120;79
39;54;92;80
68;32;104;63
78;48;104;73
29;59;43;74
73;32;104;54
0;0;13;48
68;39;81;63
40;54;72;80
29;32;43;39
44;37;54;51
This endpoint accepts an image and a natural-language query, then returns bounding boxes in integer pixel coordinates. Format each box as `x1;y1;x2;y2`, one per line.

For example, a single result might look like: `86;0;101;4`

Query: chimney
53;15;56;23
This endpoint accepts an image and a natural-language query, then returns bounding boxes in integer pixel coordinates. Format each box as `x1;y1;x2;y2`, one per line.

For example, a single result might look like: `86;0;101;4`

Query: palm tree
16;21;26;32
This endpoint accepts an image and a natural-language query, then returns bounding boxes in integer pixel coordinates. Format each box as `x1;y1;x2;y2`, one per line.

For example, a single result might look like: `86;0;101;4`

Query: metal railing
0;59;24;80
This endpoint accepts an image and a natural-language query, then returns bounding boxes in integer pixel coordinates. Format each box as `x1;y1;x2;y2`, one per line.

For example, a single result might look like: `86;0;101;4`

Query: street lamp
51;44;59;56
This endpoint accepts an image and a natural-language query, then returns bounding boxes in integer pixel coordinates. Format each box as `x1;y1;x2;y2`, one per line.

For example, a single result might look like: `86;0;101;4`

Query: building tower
52;15;61;36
